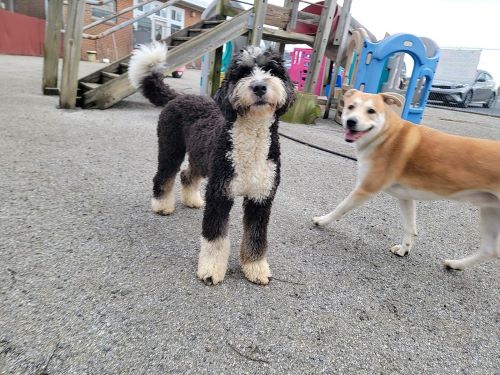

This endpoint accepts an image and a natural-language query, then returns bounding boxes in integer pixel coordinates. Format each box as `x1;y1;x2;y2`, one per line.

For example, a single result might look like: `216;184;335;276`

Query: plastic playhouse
288;48;328;96
354;33;440;124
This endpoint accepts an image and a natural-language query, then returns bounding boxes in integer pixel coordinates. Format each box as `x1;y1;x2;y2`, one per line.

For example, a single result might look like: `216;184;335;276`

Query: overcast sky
347;0;499;50
348;0;500;83
266;0;500;83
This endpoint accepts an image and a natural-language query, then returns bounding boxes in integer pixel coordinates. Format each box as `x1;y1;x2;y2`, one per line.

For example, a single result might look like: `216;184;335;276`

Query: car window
476;73;485;81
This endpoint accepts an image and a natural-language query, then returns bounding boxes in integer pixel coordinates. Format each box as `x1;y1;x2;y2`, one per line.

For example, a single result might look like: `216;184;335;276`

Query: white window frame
133;1;185;40
91;0;117;23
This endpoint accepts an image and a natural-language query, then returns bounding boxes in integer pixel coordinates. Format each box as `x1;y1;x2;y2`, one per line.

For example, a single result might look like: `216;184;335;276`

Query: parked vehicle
171;65;186;79
429;70;497;108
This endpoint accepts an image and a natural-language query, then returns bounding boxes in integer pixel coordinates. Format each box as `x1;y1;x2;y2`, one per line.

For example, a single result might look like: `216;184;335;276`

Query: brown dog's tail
128;42;178;107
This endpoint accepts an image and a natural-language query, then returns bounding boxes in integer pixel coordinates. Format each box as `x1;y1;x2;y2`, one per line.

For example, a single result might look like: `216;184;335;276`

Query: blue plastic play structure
354;33;440;124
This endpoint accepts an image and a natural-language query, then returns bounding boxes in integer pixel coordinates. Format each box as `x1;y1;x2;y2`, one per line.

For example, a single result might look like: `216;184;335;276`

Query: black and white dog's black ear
213;80;237;123
276;74;296;118
261;48;296;118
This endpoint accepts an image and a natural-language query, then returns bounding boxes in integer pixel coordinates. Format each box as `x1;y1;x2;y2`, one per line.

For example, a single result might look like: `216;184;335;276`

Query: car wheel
172;71;183;79
483;92;496;108
460;91;472;108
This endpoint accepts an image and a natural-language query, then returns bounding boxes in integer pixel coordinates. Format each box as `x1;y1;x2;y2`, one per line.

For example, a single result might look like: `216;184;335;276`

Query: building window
171;24;181;34
92;1;116;22
171;9;182;22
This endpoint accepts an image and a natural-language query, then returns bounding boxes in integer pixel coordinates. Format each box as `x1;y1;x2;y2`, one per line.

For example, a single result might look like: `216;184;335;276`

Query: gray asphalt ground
0;55;499;374
428;99;500;117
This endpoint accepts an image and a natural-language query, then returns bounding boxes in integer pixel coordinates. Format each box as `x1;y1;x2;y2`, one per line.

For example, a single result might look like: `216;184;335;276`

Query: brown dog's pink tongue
344;129;365;142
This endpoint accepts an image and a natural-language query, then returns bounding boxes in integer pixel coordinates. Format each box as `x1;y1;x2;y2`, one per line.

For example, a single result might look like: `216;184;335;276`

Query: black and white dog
129;42;295;285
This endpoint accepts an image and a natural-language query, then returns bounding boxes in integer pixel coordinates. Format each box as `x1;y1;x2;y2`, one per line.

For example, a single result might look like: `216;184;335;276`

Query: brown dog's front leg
312;187;375;227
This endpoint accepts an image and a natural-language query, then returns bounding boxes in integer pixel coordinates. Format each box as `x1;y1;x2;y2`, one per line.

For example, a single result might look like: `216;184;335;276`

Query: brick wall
180;5;203;69
183;5;202;28
80;0;133;62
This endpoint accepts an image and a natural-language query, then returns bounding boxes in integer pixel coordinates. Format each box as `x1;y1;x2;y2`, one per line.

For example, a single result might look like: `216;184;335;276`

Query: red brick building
1;0;206;62
81;1;134;62
83;0;206;62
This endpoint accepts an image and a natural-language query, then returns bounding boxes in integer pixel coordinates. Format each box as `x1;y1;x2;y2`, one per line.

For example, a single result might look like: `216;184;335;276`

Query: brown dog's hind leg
391;199;417;257
444;206;500;270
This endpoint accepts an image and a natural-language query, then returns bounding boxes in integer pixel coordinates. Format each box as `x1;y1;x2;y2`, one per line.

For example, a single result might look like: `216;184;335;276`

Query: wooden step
172;37;192;42
203;20;224;24
102;71;120;83
202;20;224;27
80;82;101;90
118;62;129;74
188;28;209;34
172;37;191;46
103;72;120;78
43;87;59;96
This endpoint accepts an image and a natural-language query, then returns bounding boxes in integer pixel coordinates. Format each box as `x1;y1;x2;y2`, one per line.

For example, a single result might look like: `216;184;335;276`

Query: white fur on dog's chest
227;117;276;200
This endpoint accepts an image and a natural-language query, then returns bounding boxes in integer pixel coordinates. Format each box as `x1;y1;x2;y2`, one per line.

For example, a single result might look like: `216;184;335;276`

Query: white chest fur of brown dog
313;88;500;270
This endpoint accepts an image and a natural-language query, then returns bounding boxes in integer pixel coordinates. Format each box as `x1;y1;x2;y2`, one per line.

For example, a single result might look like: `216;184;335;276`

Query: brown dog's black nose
346;119;357;129
252;83;267;97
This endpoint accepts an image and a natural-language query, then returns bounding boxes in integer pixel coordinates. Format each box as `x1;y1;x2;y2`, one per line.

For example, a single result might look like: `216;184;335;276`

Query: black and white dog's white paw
241;258;271;285
197;237;230;285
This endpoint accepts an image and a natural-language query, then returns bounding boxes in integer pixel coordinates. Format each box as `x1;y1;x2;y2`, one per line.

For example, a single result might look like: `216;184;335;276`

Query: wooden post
215;0;227;16
208;0;228;97
209;46;224;97
289;0;299;31
42;0;64;95
302;0;337;94
248;0;267;47
277;0;292;55
323;0;353;118
59;0;85;109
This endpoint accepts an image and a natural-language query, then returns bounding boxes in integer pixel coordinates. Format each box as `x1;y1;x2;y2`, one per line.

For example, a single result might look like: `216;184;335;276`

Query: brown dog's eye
347;105;355;110
367;108;376;114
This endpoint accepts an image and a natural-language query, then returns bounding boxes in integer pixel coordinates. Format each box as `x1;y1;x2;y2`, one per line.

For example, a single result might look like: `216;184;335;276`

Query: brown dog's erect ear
380;92;404;107
344;89;358;98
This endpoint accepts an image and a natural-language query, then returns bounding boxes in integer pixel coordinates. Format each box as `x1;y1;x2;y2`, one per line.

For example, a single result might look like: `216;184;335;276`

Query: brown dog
313;89;500;270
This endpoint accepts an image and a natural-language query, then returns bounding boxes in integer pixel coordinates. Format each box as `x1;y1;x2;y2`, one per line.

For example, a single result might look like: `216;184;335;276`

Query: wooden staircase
77;11;252;109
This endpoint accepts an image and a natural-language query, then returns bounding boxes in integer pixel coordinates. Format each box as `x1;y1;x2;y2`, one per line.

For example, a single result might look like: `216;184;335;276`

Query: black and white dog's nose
252;83;267;97
346;119;358;129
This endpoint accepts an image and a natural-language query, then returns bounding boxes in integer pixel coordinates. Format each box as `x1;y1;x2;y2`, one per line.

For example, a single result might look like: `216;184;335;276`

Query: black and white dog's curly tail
128;42;178;107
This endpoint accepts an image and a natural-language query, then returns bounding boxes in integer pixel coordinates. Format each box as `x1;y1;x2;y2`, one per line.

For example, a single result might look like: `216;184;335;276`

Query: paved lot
0;55;499;374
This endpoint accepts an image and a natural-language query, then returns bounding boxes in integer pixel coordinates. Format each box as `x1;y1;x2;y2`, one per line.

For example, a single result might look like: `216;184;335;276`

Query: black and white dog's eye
367;108;376;114
347;104;355;110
